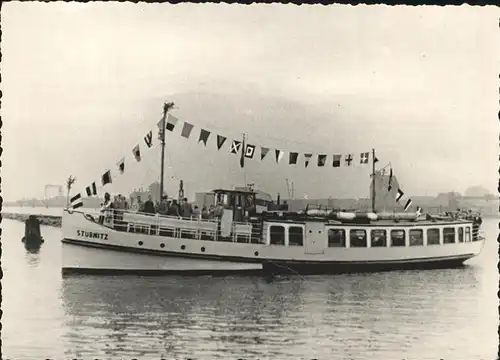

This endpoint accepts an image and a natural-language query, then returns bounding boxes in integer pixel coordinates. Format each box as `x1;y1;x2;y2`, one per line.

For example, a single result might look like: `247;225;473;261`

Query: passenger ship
61;106;485;276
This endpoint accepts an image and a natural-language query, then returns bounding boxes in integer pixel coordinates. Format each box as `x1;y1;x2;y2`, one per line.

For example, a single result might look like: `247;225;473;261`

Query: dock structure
3;213;62;227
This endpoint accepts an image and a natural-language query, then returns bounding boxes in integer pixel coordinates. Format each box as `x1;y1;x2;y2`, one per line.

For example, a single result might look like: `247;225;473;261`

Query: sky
2;3;499;202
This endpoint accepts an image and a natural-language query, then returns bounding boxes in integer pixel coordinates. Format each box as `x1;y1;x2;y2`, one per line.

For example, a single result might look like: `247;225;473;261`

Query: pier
2;213;62;227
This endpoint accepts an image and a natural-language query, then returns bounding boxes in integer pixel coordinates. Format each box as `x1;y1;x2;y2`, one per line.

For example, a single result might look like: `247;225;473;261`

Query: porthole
181;245;186;250
138;241;143;246
201;247;206;252
160;243;165;248
254;251;259;256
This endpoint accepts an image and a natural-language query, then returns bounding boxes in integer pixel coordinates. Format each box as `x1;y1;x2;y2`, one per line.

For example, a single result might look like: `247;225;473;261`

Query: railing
90;208;265;244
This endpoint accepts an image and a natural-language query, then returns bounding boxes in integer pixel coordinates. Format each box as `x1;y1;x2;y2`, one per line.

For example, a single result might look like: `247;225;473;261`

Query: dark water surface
2;218;498;360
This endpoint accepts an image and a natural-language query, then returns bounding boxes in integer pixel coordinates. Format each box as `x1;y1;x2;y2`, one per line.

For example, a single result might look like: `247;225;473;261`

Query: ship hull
61;210;485;276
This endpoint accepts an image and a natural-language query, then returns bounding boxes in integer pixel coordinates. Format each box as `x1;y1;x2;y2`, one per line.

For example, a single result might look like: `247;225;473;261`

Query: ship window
328;228;346;247
458;227;464;243
427;228;440;245
390;230;406;247
443;227;456;244
270;225;285;245
409;229;424;246
350;229;367;247
465;227;471;242
289;226;304;246
370;230;387;247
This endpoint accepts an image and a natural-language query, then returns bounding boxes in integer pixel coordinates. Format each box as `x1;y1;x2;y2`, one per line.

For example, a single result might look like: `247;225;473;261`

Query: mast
371;148;376;213
159;102;175;199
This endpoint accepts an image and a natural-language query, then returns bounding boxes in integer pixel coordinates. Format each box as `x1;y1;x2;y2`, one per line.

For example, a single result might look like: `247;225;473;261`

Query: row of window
268;225;472;247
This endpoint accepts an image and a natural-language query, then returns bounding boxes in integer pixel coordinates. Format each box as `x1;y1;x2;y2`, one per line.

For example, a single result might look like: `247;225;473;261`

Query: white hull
62;241;262;274
61;210;485;275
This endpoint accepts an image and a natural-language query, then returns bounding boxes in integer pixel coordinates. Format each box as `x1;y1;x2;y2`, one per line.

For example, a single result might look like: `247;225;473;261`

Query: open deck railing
87;209;265;244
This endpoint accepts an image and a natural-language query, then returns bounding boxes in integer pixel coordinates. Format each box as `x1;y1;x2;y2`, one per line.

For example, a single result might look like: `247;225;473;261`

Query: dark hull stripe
62;258;471;277
62;238;476;266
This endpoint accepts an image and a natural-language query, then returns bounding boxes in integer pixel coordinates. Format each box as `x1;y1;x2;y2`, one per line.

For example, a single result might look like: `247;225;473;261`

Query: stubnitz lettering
77;230;109;240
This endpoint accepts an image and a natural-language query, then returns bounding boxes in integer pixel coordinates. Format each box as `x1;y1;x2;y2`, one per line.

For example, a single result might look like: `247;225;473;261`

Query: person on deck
181;198;193;218
157;196;169;215
192;205;202;219
99;192;114;224
133;196;144;212
167;199;180;217
143;195;156;215
201;206;209;219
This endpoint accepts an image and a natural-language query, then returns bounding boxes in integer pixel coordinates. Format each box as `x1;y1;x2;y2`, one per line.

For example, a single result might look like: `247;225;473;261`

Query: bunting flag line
304;153;312;168
261;147;269;160
198;129;211;146
181;122;194;138
388;168;393;191
332;154;341;167
144;130;153;148
216;135;227;150
344;154;354;166
360;152;369;164
230;140;242;154
245;144;256;159
70;193;83;209
166;114;179;131
133;145;141;162
85;182;97;197
403;198;413;211
289;152;298;165
318;154;327;167
275;149;284;163
102;170;112;186
117;158;125;174
396;188;404;202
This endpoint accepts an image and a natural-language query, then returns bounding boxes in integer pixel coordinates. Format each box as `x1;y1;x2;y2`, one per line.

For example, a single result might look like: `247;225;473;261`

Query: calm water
2;217;498;360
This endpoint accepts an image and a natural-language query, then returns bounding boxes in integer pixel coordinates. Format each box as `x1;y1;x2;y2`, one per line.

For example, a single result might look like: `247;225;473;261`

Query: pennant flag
70;193;83;209
317;154;327;167
157;118;165;141
133;145;141;162
388;168;393;191
102;170;112;186
374;156;379;163
85;182;97;197
144;130;153;148
216;135;227;150
240;137;246;168
304;153;312;168
344;154;354;166
117;158;125;174
360;152;369;164
230;140;242;154
166;114;179;131
396;188;404;202
181;122;194;138
416;206;422;216
198;129;210;146
245;144;256;159
289;152;298;165
332;154;341;167
261;147;269;160
275;149;284;163
403;198;413;211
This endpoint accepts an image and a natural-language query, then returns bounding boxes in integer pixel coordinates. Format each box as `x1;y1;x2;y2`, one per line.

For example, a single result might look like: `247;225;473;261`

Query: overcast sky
2;3;499;202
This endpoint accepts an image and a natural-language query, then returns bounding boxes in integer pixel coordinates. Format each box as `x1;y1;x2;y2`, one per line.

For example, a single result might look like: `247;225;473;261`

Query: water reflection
59;265;491;360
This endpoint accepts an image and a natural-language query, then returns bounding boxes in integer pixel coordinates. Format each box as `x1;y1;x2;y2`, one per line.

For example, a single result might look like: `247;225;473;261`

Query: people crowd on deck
100;192;224;220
